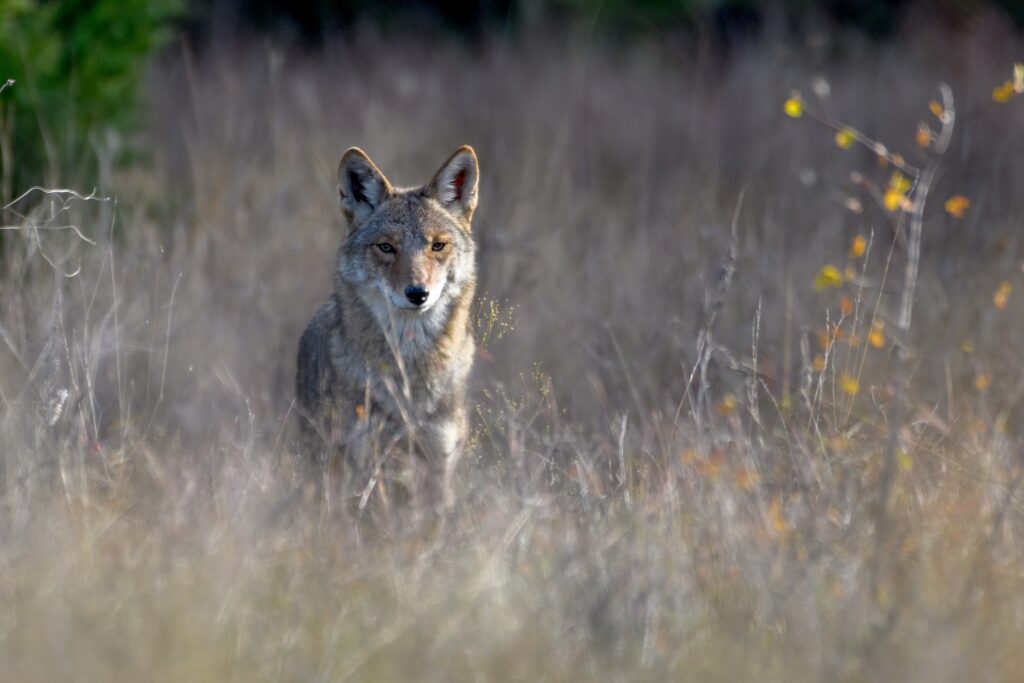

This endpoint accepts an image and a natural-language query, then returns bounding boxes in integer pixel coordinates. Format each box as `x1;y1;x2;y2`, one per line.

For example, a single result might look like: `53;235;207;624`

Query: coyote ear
426;145;479;225
338;148;393;225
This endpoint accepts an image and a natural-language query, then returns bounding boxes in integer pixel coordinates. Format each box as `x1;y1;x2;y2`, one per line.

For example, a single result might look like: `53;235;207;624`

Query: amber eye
432;242;446;252
377;243;395;254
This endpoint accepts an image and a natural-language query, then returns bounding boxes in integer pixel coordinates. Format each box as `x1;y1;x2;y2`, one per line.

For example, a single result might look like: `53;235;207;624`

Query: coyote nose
405;286;429;306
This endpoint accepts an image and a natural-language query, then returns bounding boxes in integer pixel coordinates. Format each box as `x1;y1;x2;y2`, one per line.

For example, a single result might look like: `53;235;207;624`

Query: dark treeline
185;0;1024;43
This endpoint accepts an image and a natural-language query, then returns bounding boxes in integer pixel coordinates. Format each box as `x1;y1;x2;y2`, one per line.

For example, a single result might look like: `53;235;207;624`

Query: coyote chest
386;303;450;356
329;297;471;421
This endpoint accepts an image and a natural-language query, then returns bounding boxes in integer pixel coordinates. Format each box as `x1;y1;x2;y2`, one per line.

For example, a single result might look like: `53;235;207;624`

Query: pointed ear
426;145;479;225
338;148;393;225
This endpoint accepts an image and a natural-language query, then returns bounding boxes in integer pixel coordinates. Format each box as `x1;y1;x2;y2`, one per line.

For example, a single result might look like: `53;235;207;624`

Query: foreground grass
4;408;1023;681
3;21;1024;681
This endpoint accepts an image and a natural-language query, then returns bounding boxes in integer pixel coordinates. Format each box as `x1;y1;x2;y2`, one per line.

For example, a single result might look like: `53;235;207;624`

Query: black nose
405;286;429;306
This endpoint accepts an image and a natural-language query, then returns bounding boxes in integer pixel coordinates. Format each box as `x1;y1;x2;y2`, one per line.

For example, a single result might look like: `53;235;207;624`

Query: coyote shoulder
296;146;480;503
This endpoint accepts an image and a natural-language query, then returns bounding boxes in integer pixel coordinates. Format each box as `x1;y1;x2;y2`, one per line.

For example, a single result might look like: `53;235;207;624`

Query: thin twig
875;83;955;581
689;188;743;435
801;107;921;177
0;223;97;245
2;185;108;211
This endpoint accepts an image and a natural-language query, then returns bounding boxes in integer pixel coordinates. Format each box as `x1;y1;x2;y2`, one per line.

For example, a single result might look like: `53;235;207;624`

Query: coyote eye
377;243;395;254
432;242;446;252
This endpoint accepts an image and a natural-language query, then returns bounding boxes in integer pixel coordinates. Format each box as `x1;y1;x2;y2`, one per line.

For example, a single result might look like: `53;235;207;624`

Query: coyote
296;146;480;505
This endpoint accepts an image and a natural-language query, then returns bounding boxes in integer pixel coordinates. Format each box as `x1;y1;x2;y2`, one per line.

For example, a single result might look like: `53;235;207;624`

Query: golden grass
3;19;1024;681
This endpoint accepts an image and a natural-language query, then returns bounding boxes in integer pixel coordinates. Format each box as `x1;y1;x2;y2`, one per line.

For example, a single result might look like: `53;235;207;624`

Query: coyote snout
405;286;430;307
296;145;481;508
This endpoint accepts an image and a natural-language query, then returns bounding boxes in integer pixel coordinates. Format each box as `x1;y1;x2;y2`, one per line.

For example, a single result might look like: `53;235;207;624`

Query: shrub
0;0;181;195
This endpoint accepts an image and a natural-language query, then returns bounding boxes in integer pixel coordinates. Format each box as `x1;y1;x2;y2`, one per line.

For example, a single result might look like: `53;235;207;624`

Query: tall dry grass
3;14;1024;681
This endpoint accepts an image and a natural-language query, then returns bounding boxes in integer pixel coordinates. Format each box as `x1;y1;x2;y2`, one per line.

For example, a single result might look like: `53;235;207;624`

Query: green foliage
0;0;181;193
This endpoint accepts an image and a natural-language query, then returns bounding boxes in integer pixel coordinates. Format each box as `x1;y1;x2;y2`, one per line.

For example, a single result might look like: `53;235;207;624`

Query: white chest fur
375;294;453;358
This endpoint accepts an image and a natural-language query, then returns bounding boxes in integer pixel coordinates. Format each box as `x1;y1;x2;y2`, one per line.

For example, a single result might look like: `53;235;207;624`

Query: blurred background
4;0;1023;416
3;1;1024;681
4;0;1024;188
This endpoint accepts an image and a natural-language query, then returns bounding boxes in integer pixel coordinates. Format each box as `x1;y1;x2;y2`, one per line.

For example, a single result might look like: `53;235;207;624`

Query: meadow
3;14;1024;681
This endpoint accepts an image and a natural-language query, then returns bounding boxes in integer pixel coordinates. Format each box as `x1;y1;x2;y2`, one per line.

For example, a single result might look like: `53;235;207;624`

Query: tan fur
296;146;480;508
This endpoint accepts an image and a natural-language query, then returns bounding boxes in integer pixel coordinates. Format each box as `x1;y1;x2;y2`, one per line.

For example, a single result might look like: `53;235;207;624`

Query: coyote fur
296;146;480;504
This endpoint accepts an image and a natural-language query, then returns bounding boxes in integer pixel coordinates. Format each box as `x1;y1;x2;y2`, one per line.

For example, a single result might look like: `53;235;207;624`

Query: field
3;14;1024;681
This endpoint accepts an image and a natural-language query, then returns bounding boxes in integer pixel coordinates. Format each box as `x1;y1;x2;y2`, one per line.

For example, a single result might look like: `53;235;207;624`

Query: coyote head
333;146;479;322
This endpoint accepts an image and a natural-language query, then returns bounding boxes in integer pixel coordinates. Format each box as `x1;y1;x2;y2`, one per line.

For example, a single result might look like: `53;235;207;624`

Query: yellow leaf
916;123;931;148
975;372;992;391
355;403;367;420
1015;63;1024;94
883;188;906;212
834;128;855;149
897;451;913;472
961;339;975;353
993;80;1015;103
814;265;843;290
850;235;867;258
994;281;1012;310
929;100;943;118
784;94;804;118
882;171;913;212
839;373;860;396
889;171;911;194
944;195;970;218
868;320;885;348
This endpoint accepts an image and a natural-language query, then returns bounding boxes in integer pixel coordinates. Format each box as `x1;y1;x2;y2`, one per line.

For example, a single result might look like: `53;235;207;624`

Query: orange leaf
768;497;787;534
716;394;738;416
812;354;826;372
735;467;759;491
868;320;885;348
944;195;970;218
916;123;931;148
994;281;1012;310
850;235;867;258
